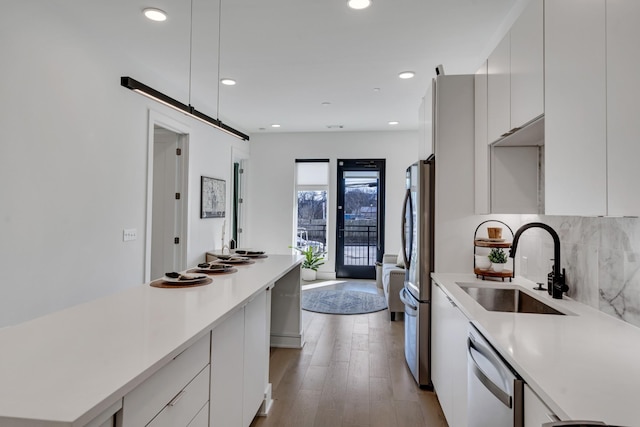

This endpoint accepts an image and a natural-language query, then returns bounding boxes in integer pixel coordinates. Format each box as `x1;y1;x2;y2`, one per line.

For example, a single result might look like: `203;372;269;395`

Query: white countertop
432;273;640;427
0;254;301;427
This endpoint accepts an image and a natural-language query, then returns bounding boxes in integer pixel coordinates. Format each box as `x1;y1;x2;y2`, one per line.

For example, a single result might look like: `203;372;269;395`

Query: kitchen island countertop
432;272;640;426
0;254;301;427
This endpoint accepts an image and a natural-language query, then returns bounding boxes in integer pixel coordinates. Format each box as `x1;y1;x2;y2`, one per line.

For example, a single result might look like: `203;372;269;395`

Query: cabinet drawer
121;334;210;426
187;401;209;427
148;365;210;427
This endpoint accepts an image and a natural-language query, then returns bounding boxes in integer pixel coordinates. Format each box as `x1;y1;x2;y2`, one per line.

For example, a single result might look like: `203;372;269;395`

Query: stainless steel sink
459;285;565;315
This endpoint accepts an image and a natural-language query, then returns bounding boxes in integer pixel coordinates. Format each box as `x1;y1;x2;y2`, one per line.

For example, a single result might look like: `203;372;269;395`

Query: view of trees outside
297;191;327;251
343;185;378;266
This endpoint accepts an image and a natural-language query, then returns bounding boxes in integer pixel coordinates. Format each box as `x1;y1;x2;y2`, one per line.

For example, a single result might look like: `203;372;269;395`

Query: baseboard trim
270;331;305;349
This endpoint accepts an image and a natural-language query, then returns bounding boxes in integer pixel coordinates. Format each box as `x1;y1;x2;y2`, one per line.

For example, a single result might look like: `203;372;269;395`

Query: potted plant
488;248;508;272
290;246;326;281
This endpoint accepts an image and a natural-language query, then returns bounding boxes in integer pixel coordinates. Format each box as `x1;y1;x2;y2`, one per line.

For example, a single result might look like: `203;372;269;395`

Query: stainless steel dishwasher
468;325;524;427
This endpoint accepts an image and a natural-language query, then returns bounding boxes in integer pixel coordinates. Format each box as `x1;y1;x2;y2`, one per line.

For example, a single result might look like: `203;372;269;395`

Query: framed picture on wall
201;176;226;218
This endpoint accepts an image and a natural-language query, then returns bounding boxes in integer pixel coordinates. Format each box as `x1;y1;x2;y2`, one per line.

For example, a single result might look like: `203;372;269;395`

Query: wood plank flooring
250;306;449;427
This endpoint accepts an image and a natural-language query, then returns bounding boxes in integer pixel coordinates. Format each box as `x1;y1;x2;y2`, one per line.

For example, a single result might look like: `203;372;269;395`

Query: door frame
144;110;191;282
231;147;249;249
335;159;386;279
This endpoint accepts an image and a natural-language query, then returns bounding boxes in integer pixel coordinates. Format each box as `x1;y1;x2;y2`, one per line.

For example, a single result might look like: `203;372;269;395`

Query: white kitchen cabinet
418;82;434;160
510;0;544;129
188;404;209;427
524;384;559;427
120;334;211;427
86;400;122;427
544;0;607;215
491;146;541;214
474;61;490;215
210;307;244;427
210;288;271;427
147;366;210;427
606;0;640;216
487;33;510;143
431;282;468;427
242;289;269;426
487;0;543;145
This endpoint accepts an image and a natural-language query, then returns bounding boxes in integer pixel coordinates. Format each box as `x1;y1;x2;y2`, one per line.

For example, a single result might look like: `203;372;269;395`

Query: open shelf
473;220;515;281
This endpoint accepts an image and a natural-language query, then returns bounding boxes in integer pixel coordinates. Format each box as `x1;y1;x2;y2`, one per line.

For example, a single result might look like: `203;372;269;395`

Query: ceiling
55;0;522;135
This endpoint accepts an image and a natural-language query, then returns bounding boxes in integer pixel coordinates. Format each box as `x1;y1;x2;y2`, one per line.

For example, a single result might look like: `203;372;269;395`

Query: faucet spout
509;222;568;299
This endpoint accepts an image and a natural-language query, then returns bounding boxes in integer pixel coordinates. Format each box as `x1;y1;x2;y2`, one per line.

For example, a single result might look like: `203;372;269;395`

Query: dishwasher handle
468;336;512;408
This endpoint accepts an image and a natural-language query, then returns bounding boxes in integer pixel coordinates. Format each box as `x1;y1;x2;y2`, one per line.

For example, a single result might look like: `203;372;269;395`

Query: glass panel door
336;159;385;279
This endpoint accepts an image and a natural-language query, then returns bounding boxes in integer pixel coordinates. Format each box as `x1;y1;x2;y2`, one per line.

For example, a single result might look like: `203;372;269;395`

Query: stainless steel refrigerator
400;157;434;389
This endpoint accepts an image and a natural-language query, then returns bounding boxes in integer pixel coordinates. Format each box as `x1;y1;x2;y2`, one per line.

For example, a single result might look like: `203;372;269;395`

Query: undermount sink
458;284;565;315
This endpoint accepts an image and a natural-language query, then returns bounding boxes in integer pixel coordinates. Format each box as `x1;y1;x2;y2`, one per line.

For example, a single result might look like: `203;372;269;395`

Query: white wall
246;131;418;276
0;1;245;326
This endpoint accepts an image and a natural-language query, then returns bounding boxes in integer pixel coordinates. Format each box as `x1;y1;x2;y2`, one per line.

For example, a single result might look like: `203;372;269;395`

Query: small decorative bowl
475;255;491;270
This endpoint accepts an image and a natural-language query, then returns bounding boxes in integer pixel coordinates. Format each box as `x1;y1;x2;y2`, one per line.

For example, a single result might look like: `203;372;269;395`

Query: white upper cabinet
510;0;544;128
487;0;543;144
607;0;640;216
419;82;435;160
487;34;511;143
474;61;490;214
544;0;606;216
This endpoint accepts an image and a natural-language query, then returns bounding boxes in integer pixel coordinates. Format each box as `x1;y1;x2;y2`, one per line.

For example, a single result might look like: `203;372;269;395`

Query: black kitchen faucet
509;222;569;299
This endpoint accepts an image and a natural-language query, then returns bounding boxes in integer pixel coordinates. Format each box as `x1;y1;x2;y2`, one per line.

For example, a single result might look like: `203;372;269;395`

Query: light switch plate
123;228;137;242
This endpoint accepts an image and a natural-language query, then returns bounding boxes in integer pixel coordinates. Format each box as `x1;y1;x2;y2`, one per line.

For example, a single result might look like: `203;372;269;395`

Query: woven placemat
150;277;212;288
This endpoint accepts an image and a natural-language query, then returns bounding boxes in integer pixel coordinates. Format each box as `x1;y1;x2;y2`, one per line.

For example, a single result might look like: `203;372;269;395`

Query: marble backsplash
515;215;640;328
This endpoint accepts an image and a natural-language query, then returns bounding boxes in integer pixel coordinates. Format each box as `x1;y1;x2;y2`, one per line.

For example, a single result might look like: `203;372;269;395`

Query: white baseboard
270;331;305;349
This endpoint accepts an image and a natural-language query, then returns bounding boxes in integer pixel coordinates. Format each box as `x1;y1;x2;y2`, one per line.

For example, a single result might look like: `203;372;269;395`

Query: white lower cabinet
147;366;210;427
431;282;468;427
188;403;209;427
118;333;211;427
524;384;558;427
210;289;271;427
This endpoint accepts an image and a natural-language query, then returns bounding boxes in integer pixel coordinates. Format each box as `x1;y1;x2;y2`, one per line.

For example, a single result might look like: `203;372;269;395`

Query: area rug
301;289;387;315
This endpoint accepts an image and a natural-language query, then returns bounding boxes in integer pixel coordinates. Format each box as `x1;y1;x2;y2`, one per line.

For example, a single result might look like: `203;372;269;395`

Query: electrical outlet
123;228;137;242
521;256;528;276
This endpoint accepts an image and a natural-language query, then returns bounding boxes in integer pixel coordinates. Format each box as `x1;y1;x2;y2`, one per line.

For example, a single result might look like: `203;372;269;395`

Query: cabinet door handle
168;390;186;407
445;295;457;308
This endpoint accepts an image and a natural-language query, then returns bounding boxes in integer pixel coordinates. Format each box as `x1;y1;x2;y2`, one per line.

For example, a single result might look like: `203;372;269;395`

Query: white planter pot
491;262;506;272
301;268;317;281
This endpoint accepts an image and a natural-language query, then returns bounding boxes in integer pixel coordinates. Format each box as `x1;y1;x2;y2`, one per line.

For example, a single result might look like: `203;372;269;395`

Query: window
295;160;329;254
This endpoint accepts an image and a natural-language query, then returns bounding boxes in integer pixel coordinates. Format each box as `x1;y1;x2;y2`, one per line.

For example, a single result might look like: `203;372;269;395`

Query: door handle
401;189;412;269
399;288;417;311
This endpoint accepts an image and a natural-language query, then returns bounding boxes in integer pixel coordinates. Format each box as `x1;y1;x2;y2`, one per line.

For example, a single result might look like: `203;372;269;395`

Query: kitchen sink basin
458;284;565;315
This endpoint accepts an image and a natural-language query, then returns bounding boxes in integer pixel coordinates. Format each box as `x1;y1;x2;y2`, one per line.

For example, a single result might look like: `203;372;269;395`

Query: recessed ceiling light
348;0;372;10
321;102;331;106
388;121;399;125
143;8;167;22
373;88;381;92
271;124;281;128
220;78;236;86
398;71;415;79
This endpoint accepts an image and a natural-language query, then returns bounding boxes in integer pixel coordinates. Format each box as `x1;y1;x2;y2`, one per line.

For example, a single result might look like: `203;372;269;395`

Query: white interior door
150;125;187;280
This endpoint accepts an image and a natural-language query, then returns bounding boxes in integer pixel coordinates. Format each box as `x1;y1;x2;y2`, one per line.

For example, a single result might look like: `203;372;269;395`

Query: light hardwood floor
250;305;449;427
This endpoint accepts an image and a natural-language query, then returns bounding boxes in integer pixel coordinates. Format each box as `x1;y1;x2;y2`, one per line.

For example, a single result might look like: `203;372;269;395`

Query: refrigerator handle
401;188;412;269
399;288;417;311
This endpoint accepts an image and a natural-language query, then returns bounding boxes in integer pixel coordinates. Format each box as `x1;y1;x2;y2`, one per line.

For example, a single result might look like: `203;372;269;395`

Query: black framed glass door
336;159;385;279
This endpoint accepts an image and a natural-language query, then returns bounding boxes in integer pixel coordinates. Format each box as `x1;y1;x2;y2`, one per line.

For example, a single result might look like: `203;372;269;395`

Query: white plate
213;256;251;263
198;264;234;272
162;274;208;283
234;250;265;256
